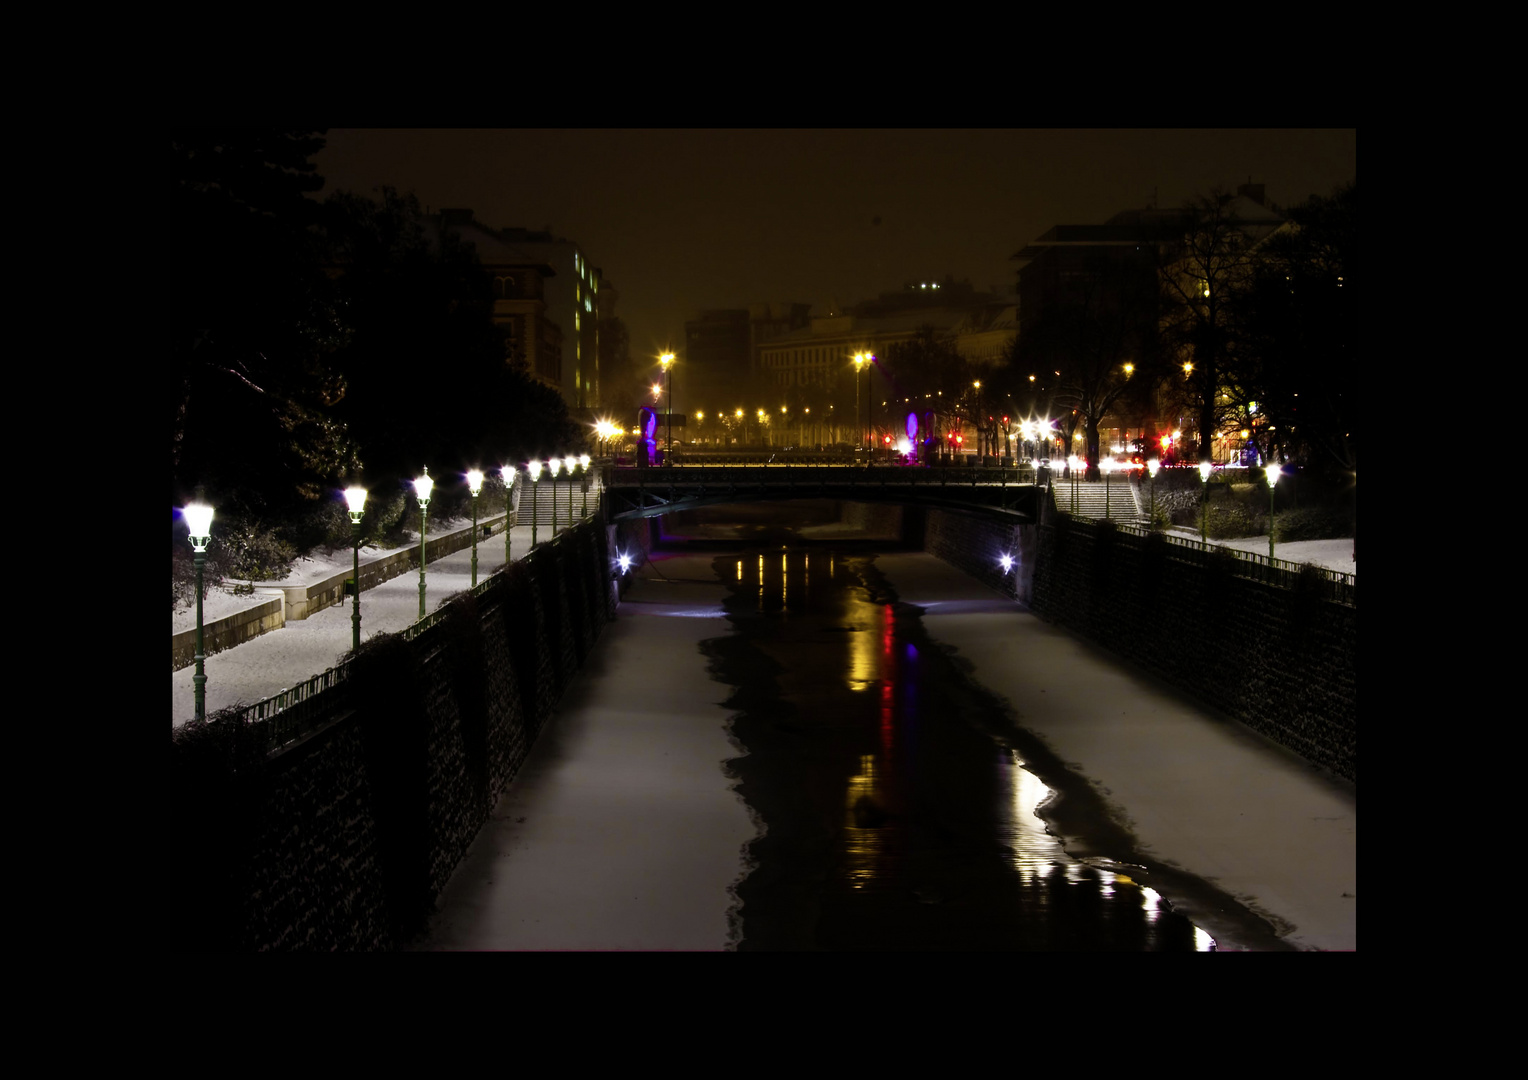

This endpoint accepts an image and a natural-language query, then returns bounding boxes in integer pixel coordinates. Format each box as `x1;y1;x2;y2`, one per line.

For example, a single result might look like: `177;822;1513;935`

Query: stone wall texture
170;517;615;952
922;507;1036;605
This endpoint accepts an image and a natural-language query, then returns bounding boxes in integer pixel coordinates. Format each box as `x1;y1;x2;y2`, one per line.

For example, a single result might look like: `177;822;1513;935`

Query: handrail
607;463;1046;487
1063;516;1356;605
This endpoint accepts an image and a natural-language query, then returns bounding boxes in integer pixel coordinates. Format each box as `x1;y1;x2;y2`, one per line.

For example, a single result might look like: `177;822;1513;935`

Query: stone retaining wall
922;507;1037;605
169;516;612;952
1028;514;1356;782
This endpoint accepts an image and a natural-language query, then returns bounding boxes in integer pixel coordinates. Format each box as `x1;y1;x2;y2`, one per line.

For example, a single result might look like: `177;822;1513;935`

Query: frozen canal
417;546;1354;951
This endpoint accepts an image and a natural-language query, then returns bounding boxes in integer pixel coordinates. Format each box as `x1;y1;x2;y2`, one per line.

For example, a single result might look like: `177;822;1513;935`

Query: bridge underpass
601;464;1046;525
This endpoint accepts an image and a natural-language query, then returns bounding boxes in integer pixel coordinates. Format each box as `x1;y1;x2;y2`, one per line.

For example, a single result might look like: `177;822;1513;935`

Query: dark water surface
708;546;1217;951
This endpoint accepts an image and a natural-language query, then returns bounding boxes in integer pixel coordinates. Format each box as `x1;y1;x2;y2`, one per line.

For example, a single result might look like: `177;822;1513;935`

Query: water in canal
706;544;1217;951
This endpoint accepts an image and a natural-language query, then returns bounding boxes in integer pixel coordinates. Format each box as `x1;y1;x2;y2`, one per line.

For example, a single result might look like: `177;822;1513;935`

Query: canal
710;543;1217;951
423;505;1345;951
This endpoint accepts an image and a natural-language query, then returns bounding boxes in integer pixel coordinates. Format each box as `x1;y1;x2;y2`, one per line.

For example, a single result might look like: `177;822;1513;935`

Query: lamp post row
180;454;597;718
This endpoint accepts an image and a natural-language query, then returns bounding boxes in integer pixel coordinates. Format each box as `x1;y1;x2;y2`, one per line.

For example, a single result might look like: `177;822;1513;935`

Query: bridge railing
607;463;1050;488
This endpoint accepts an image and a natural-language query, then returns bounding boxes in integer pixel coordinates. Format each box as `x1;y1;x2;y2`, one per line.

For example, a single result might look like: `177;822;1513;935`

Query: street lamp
580;453;592;517
1266;462;1282;560
1198;460;1213;549
556;455;568;534
853;352;869;462
660;352;675;463
183;500;214;720
467;469;484;586
501;464;516;565
1147;457;1161;527
344;486;366;652
1101;456;1114;519
413;468;433;619
527;459;542;547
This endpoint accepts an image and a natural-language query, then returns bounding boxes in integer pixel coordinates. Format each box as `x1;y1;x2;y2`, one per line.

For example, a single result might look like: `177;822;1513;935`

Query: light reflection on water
731;546;1215;950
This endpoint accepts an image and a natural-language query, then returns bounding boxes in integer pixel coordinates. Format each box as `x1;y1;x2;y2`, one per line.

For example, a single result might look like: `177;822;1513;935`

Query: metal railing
213;514;608;756
1077;517;1356;606
609;463;1049;489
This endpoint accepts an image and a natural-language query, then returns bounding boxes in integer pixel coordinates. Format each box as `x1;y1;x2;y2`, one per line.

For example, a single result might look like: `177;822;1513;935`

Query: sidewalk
171;519;571;727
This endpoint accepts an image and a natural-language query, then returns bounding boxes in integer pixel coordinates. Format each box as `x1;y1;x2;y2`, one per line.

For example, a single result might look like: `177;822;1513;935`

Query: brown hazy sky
316;129;1356;363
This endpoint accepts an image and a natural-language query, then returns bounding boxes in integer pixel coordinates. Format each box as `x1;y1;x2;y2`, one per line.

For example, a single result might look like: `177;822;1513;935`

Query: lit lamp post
549;457;563;535
527;459;542;547
580;453;592;517
853;352;869;463
1101;456;1114;519
344;486;366;652
184;500;214;721
467;469;484;586
660;352;675;462
414;467;433;619
1147;457;1161;527
501;464;516;565
1266;462;1281;560
1198;460;1213;549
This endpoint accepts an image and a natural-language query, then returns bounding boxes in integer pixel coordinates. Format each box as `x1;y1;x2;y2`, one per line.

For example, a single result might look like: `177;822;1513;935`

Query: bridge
601;463;1047;523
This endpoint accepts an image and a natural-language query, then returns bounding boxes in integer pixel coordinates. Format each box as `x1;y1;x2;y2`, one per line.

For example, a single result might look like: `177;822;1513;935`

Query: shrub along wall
1029;515;1355;782
169;515;617;952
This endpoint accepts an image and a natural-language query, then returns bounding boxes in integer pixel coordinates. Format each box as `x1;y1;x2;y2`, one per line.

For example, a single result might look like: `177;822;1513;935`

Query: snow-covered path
172;520;547;726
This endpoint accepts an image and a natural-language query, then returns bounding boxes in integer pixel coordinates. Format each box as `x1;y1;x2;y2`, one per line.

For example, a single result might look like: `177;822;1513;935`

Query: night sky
316;129;1356;363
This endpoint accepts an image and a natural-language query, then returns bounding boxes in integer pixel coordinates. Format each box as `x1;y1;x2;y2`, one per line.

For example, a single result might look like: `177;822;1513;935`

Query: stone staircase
1048;477;1145;522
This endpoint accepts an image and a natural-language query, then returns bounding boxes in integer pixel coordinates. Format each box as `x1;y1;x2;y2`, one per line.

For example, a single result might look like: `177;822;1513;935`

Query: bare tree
1157;191;1267;465
1015;253;1159;480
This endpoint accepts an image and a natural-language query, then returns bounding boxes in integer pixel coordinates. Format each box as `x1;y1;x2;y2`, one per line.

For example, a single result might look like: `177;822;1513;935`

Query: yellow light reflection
846;589;880;691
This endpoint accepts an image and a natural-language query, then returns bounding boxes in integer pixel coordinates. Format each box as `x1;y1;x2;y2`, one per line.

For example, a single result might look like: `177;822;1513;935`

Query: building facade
436;212;615;411
430;210;561;391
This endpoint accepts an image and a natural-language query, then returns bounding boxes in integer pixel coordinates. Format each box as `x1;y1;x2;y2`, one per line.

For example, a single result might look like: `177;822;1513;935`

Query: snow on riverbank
172;519;474;635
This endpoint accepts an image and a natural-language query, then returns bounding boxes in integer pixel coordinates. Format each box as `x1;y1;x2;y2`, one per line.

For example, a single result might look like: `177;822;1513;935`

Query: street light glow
184;502;214;541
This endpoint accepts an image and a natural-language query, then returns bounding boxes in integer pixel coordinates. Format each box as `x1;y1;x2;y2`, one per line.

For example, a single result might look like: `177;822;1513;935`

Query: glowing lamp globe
500;464;515;486
184;502;214;545
413;469;434;506
579;454;591;470
550;457;563;477
467;469;484;496
1266;463;1281;488
527;460;543;481
344;486;367;523
1147;458;1161;479
1198;461;1213;484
